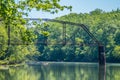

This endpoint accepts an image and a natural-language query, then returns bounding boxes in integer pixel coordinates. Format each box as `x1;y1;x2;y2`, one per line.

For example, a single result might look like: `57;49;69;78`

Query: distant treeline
0;9;120;64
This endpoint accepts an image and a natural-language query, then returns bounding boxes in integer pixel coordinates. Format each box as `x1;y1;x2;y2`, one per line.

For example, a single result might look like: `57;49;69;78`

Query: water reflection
0;62;120;80
99;65;106;80
106;64;120;80
0;65;41;80
28;62;98;80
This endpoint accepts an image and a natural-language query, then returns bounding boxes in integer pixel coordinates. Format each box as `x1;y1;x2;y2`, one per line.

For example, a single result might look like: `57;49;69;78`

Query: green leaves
33;9;120;62
41;31;50;37
0;0;71;44
0;0;72;62
0;24;8;58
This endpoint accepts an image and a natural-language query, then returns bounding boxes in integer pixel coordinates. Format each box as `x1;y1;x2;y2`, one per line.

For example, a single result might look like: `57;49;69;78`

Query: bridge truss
0;18;106;65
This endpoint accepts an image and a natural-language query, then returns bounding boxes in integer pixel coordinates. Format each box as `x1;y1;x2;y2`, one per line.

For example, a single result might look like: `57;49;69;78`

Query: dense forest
33;9;120;62
0;8;120;63
0;0;71;64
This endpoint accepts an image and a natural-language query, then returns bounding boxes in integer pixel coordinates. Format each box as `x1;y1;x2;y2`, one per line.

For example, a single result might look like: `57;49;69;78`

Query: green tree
0;23;8;59
36;8;120;62
0;0;71;63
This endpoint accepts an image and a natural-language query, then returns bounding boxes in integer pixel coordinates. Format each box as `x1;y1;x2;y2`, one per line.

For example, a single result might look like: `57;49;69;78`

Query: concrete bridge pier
98;45;106;66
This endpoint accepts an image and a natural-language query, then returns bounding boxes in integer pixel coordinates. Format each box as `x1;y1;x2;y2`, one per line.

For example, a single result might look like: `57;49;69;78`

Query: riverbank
0;60;25;68
0;60;9;65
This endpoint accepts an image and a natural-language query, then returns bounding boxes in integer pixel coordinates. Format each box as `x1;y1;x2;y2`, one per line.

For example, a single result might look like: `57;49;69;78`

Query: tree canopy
0;0;120;63
0;0;71;64
33;9;120;62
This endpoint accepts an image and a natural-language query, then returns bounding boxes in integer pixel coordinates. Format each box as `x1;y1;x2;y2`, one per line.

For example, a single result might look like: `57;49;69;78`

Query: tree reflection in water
0;62;120;80
0;65;41;80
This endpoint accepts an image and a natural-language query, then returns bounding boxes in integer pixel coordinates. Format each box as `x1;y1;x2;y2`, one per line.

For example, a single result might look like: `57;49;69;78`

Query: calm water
0;62;120;80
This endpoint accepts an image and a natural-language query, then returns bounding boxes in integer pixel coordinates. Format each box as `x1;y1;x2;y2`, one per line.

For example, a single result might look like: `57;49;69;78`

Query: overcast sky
28;0;120;19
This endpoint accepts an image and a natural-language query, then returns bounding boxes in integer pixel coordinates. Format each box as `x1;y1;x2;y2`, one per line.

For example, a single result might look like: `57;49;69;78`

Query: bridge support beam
98;45;106;66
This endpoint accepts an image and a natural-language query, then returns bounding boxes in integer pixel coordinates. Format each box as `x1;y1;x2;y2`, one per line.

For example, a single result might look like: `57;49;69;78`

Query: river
0;62;120;80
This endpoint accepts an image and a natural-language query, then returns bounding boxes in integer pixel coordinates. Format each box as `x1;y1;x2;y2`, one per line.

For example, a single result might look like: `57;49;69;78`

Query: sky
28;0;120;19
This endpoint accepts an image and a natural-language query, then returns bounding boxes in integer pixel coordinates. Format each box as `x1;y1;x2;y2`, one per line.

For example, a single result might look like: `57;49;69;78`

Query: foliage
0;23;8;59
33;9;120;62
1;0;120;63
0;0;71;64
